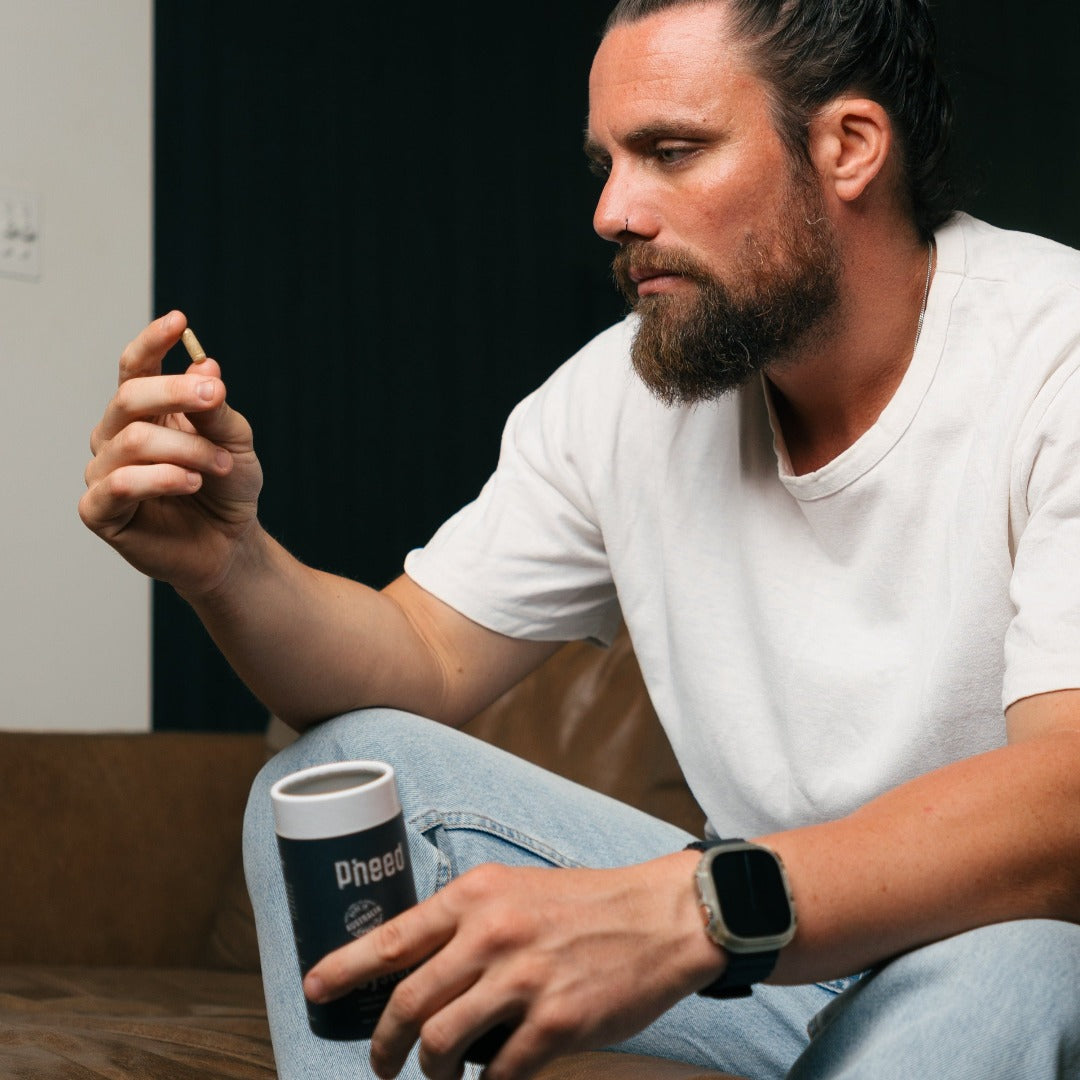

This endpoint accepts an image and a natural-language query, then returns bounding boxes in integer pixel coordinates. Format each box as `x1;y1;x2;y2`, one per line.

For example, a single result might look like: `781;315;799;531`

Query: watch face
711;848;793;939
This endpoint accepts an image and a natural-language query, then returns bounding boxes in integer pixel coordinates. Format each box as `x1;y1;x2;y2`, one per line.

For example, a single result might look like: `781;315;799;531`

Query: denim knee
242;708;470;874
242;712;377;881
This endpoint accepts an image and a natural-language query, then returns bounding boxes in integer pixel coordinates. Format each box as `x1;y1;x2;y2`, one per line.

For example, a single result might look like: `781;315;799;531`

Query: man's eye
587;158;611;180
656;146;694;165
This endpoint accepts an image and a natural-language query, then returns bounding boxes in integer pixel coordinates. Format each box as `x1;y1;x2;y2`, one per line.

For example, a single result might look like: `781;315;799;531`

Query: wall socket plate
0;188;41;281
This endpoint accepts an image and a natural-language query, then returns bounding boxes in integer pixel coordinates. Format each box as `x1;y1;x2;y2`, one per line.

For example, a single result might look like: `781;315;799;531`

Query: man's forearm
181;528;562;730
182;528;444;728
757;728;1080;985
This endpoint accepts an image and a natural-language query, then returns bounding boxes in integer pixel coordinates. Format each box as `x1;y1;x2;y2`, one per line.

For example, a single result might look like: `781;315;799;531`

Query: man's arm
191;555;562;729
303;695;1080;1079
761;693;1080;984
80;313;560;728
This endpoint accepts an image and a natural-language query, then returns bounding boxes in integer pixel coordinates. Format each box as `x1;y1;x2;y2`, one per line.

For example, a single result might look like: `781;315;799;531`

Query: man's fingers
416;989;519;1080
305;892;463;1078
79;463;202;538
92;370;225;449
475;1015;576;1080
117;310;187;384
306;897;458;1005
85;421;232;489
367;945;487;1080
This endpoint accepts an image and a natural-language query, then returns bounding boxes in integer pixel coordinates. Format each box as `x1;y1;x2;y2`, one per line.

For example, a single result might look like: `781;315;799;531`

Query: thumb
183;362;249;450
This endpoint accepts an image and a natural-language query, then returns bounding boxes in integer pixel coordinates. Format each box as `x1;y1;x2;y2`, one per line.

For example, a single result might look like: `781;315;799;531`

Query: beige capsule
181;327;207;364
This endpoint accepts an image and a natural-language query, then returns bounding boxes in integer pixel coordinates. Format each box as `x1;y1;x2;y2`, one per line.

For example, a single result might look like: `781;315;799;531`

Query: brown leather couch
0;631;738;1079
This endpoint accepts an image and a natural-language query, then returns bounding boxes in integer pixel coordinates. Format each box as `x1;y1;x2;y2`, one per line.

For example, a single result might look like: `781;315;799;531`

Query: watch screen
712;849;792;939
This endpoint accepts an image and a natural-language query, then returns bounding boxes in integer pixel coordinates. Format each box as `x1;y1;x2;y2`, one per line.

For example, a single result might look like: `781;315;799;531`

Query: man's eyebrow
624;124;676;146
625;122;716;146
582;122;711;159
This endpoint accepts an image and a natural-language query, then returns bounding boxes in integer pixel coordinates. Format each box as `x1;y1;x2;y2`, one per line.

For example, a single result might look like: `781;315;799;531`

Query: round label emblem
344;899;384;939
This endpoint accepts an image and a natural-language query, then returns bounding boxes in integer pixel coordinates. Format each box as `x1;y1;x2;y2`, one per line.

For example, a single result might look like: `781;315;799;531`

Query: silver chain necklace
914;237;936;349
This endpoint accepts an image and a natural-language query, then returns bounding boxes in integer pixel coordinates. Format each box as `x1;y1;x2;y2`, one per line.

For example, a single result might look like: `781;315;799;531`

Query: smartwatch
686;838;797;998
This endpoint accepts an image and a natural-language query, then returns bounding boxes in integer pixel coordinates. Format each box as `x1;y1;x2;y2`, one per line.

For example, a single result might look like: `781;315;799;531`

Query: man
81;1;1080;1077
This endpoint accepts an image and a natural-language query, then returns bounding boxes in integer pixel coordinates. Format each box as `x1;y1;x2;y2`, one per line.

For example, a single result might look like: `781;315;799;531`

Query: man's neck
765;225;934;476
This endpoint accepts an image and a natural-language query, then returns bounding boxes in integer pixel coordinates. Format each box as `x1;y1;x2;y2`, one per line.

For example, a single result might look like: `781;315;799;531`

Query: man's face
586;4;841;404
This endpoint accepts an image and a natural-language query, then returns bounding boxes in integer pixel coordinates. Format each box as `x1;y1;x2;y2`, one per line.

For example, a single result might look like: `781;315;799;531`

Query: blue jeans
244;710;1080;1079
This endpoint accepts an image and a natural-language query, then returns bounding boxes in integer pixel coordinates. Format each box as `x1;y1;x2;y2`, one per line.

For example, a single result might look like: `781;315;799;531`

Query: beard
613;171;842;406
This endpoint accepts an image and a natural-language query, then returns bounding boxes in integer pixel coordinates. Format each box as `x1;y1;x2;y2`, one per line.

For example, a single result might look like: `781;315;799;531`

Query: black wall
152;1;1080;731
934;4;1080;244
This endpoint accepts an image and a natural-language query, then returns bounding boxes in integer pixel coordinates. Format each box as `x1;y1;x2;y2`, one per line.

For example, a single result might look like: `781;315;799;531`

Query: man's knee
243;711;383;870
241;708;447;861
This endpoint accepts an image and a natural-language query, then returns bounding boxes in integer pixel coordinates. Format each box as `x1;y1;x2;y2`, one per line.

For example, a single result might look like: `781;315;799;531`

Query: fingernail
197;380;215;402
304;974;325;1003
161;312;178;333
215;449;231;472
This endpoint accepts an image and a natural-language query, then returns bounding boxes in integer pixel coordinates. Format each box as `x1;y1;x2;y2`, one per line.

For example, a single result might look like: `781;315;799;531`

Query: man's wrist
181;520;272;612
671;849;731;994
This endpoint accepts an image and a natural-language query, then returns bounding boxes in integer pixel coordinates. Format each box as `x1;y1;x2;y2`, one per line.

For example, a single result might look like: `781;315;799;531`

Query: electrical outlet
0;188;41;281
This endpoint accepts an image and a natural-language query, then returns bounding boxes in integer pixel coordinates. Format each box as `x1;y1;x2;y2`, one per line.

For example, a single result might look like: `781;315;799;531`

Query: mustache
611;243;713;300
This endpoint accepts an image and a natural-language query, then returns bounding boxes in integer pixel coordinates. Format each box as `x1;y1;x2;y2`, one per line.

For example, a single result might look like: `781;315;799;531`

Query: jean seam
409;808;585;869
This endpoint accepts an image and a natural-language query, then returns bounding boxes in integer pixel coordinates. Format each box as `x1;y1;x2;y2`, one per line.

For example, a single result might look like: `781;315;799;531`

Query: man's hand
79;311;264;599
305;853;722;1080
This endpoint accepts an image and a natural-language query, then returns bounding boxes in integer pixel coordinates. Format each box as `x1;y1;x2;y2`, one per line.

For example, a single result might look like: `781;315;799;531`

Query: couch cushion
0;967;743;1080
0;732;265;968
0;966;274;1079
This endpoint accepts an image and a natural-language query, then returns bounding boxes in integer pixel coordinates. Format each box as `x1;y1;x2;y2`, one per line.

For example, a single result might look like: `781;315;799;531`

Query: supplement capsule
181;327;207;364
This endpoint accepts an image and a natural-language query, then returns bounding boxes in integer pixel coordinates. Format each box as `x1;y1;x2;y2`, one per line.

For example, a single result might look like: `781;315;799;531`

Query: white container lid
270;760;402;840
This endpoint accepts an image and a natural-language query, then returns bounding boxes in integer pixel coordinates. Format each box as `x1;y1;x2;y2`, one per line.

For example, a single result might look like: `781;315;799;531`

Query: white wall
0;1;153;730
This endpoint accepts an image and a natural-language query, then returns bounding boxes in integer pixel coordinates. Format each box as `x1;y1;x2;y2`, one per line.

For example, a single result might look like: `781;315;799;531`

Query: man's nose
592;172;656;244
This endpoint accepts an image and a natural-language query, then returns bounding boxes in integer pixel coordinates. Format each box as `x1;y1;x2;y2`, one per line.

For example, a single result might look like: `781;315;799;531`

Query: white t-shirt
405;215;1080;837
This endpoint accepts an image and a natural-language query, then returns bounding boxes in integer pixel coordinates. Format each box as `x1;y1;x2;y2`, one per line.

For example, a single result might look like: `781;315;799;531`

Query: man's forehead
586;5;760;146
590;7;734;93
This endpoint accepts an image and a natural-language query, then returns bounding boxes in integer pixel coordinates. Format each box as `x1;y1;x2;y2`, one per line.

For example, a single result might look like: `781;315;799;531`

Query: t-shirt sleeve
404;344;624;646
1004;355;1080;709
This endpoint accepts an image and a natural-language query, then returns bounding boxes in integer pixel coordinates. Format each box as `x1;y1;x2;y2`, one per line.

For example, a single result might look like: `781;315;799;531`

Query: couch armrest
0;732;265;967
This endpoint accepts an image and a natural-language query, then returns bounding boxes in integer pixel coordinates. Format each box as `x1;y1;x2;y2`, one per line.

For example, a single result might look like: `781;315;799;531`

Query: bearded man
81;1;1080;1077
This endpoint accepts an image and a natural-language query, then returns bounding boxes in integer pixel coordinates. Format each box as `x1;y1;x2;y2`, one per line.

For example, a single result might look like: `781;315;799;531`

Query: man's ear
809;98;893;204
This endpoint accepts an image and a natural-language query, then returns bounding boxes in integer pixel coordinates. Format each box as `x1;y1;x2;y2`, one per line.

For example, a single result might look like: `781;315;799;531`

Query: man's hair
604;0;955;237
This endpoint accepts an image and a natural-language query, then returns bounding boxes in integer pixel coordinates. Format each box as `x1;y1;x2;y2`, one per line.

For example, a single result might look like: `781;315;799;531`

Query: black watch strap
686;839;781;999
698;947;779;999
